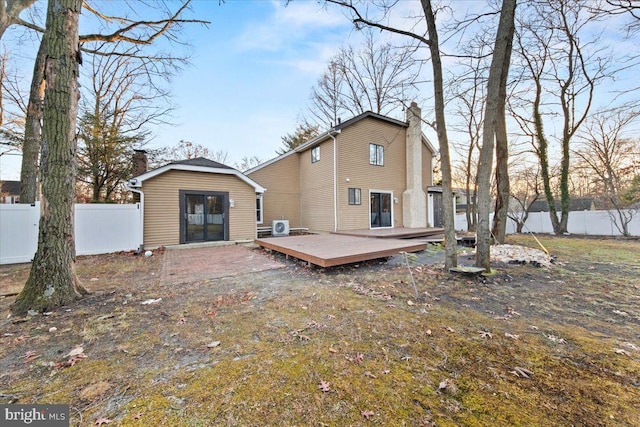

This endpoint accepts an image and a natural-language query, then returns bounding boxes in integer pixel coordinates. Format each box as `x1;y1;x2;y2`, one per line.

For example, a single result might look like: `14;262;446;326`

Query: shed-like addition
126;157;265;249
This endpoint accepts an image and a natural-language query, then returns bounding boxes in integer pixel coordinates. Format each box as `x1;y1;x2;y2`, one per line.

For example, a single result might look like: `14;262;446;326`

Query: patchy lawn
1;236;639;426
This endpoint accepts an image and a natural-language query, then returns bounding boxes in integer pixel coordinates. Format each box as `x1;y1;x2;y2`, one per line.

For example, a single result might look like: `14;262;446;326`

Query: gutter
124;179;145;253
329;128;342;232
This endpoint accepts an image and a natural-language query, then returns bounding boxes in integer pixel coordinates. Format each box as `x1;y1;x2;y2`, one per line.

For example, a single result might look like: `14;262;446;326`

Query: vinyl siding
247;153;301;227
142;170;257;247
336;117;408;230
300;138;335;232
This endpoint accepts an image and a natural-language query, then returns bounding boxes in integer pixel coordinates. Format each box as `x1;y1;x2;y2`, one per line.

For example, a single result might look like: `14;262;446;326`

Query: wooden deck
255;234;427;268
333;227;444;239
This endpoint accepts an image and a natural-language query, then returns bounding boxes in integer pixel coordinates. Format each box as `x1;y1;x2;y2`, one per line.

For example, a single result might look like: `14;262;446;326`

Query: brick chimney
402;102;427;228
132;149;148;178
131;150;148;203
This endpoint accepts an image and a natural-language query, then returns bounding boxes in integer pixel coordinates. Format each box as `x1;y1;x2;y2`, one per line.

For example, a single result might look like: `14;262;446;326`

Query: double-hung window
369;143;384;166
348;188;361;205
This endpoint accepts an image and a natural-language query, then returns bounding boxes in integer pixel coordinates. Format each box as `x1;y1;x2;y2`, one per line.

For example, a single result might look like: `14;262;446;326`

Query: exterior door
370;192;392;228
182;191;228;243
432;192;444;227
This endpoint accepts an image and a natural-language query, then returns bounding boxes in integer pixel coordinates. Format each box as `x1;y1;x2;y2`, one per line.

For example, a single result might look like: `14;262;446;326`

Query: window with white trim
256;195;263;224
348;188;361;205
311;146;320;163
369;143;384;166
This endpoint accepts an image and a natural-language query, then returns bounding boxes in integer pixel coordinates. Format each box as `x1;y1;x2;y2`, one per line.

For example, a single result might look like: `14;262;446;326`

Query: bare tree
448;39;489;232
508;163;541;233
511;0;609;234
10;1;207;203
308;31;420;127
0;0;38;40
574;107;640;236
235;155;262;172
476;0;517;271
77;42;174;202
326;0;459;269
162;140;230;164
12;0;86;314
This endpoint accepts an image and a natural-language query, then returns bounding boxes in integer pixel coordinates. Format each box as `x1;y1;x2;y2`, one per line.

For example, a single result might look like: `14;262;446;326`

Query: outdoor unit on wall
272;220;290;237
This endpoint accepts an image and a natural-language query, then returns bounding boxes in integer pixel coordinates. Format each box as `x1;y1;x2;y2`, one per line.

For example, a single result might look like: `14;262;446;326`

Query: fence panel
0;203;141;265
0;204;39;264
455;209;639;237
75;204;141;256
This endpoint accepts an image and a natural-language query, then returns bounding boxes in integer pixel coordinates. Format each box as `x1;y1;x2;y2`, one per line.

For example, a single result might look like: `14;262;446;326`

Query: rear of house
127;157;264;249
248;104;436;233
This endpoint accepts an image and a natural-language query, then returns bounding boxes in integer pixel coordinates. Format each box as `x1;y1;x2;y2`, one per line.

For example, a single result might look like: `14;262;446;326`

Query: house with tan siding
247;103;438;233
126;157;265;249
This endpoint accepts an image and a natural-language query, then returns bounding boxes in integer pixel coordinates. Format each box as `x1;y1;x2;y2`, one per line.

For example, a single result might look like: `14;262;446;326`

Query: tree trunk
476;0;517;271
12;0;87;315
19;42;46;204
491;108;510;243
558;133;571;233
534;104;561;233
421;0;457;270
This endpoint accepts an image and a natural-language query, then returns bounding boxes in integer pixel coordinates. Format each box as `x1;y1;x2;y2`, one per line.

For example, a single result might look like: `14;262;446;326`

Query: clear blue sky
153;0;358;166
1;0;637;180
0;0;363;178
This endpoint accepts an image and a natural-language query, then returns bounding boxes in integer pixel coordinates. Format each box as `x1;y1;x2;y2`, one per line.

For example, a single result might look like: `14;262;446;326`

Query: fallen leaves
438;378;457;394
94;417;111;426
361;410;375;419
55;346;87;369
345;353;364;363
318;380;331;392
545;334;567;344
478;331;493;339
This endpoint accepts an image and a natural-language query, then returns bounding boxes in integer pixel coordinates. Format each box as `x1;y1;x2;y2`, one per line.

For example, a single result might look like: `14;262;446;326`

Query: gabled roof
529;198;595;212
0;180;21;195
246;110;437;174
130;157;265;193
169;157;234;169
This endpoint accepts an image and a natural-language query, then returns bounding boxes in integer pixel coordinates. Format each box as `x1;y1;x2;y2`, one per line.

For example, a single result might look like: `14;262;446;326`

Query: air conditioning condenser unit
272;220;290;237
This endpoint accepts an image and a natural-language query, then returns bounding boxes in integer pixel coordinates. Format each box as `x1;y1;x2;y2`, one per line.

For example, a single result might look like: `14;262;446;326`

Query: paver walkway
161;244;285;285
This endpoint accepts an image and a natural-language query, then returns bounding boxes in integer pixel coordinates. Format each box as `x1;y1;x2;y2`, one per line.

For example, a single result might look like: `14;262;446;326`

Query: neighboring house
247;103;438;232
0;181;20;204
126;157;265;249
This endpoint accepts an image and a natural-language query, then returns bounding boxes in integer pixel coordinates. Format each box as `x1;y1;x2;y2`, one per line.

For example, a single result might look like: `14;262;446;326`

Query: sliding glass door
370;192;392;228
182;191;228;243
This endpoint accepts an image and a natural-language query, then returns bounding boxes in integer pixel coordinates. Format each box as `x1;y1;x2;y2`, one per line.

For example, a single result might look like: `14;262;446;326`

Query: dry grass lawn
1;235;639;426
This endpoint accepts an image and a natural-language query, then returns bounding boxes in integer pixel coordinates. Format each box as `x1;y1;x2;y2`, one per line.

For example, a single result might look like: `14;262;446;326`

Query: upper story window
311;146;320;163
370;143;384;166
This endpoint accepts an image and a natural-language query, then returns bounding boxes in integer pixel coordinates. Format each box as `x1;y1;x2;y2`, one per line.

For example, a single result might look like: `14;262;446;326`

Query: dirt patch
1;236;639;426
161;244;285;285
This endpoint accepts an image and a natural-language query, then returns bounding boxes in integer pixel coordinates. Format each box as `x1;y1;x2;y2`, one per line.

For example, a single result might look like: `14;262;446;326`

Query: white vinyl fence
0;202;142;265
455;209;640;237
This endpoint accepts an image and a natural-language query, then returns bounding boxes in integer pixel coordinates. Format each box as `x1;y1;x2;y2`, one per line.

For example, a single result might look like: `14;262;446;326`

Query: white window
348;188;361;205
369;143;384;166
311;146;320;163
256;195;263;224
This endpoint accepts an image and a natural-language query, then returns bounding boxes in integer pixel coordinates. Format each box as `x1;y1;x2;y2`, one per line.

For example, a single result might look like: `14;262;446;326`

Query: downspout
124;180;144;253
330;129;341;232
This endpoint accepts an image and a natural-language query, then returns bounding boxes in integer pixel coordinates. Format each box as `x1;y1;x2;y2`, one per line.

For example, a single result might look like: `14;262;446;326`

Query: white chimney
402;102;427;228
